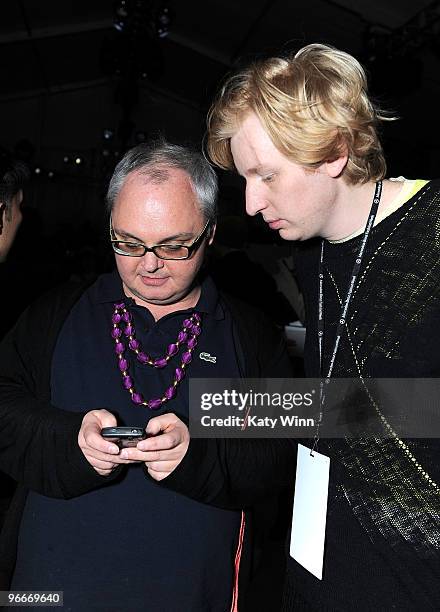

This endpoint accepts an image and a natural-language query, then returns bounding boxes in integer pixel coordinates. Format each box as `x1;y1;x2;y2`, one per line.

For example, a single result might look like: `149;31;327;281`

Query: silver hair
106;139;218;223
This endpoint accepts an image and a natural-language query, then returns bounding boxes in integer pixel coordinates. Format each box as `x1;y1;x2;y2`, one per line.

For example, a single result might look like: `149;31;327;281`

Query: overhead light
114;0;129;30
115;0;128;17
156;7;171;38
114;19;126;32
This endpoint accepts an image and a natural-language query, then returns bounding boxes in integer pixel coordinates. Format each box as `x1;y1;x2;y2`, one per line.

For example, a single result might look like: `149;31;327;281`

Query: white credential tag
289;443;330;580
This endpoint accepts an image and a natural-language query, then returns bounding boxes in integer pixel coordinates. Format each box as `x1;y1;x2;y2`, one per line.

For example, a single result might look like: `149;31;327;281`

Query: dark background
1;0;440;240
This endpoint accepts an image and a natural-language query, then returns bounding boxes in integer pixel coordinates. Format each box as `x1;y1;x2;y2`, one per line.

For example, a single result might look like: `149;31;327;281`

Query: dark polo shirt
11;270;242;612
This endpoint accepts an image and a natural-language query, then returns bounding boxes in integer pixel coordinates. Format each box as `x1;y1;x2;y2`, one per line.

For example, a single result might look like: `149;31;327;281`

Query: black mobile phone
101;426;148;448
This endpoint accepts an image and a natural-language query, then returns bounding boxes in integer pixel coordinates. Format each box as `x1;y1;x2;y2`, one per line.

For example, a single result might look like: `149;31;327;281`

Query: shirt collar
93;268;224;320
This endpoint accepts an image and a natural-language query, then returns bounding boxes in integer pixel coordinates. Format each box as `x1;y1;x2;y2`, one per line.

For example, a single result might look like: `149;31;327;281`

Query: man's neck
323;179;404;241
125;284;202;321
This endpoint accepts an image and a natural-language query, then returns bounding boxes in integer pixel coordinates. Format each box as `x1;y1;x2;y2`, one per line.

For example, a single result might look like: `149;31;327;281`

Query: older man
206;43;440;611
0;140;294;611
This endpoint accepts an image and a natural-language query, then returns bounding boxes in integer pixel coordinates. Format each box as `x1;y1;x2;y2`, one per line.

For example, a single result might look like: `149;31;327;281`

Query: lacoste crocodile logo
199;352;217;363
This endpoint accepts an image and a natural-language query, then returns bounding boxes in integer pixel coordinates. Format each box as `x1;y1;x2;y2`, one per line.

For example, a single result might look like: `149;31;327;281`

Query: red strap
230;511;246;612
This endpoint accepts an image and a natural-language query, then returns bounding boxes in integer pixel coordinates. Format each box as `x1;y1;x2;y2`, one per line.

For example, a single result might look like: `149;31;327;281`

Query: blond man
207;44;440;610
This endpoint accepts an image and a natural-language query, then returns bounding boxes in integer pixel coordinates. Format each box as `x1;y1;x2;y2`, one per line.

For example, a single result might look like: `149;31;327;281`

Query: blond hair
207;43;394;184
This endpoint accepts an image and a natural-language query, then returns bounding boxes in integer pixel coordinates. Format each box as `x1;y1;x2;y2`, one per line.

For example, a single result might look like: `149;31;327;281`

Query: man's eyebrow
240;165;273;177
113;228;195;242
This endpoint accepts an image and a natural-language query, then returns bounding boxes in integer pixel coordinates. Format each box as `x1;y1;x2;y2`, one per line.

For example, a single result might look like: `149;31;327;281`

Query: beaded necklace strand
111;302;202;410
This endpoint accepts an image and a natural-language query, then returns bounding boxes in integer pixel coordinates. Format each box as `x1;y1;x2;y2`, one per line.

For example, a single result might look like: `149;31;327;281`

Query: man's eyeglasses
109;216;212;260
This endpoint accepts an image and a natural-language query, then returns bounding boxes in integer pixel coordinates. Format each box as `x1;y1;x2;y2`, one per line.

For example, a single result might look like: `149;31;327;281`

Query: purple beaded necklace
111;302;202;410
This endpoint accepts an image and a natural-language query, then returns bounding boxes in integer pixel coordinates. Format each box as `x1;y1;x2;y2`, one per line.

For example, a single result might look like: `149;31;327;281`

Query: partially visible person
205;43;440;610
0;147;32;337
0;148;29;535
0;148;28;265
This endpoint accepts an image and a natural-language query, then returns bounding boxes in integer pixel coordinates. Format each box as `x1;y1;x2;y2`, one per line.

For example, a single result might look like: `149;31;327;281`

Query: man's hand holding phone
78;410;143;476
117;413;190;481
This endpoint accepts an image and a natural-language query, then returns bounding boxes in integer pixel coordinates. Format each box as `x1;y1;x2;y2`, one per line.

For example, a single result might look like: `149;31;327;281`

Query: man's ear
0;203;6;235
208;222;216;245
325;153;348;179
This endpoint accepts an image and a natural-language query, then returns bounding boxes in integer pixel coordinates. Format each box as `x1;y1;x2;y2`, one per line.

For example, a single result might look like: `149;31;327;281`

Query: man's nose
141;250;164;272
245;183;266;217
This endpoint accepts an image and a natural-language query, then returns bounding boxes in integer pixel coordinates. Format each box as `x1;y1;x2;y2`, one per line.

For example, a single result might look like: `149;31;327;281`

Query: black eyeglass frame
109;215;212;260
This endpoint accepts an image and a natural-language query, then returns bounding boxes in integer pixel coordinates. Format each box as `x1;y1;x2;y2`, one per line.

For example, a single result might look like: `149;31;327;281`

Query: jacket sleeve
155;437;297;510
0;288;122;499
249;308;294;379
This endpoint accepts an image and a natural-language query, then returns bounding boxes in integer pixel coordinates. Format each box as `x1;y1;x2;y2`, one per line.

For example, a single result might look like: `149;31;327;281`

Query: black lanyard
312;181;382;453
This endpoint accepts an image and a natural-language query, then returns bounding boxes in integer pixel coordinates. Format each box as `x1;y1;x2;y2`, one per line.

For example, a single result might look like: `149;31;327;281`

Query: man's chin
124;282;192;308
278;225;315;242
130;290;174;306
122;278;202;310
278;226;300;241
122;282;164;304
